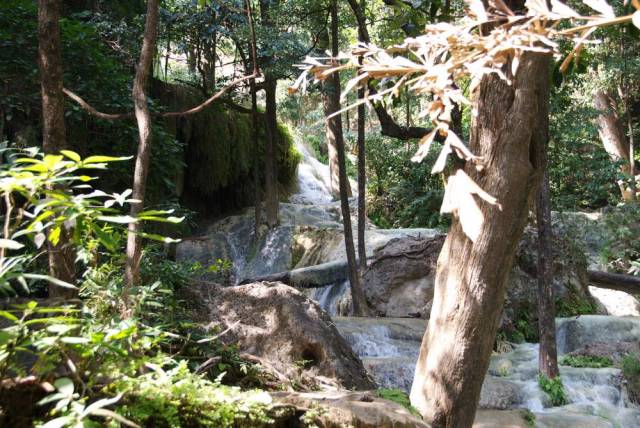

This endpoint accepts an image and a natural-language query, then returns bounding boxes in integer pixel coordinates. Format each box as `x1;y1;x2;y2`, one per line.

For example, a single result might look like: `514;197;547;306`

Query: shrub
538;375;568;407
560;355;613;368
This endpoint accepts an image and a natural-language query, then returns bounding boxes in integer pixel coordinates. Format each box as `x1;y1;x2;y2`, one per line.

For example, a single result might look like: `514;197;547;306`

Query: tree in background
37;0;77;299
321;0;367;316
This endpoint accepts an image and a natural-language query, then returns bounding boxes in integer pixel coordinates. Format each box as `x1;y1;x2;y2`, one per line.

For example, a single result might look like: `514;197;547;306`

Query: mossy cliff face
152;80;300;215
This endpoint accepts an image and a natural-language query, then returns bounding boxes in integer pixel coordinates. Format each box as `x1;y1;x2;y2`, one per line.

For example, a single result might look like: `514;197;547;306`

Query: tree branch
63;73;257;121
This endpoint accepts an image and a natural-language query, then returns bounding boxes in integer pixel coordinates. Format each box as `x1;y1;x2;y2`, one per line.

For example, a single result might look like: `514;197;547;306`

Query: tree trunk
409;52;550;427
356;0;367;271
594;90;633;201
124;0;160;299
323;0;367;316
264;76;279;227
537;170;559;378
251;77;261;234
38;0;77;299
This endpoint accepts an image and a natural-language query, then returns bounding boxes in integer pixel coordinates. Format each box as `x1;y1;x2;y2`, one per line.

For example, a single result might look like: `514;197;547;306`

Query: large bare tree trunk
124;0;160;298
323;0;368;316
594;90;634;201
409;52;550;427
38;0;77;299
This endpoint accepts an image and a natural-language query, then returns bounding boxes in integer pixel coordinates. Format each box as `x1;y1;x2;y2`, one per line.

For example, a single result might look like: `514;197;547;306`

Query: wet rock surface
271;390;430;428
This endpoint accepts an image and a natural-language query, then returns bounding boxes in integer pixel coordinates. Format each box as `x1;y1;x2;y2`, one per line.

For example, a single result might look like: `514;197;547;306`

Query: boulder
184;281;375;390
567;341;640;365
270;390;429;428
356;226;598;328
362;235;444;318
556;316;640;354
478;377;523;410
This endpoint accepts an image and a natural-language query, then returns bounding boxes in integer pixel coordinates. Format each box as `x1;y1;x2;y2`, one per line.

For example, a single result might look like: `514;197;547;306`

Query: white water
290;139;334;205
333;316;640;427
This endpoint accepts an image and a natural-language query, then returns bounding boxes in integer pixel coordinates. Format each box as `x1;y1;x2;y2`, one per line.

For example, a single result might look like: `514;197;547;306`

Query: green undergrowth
560;355;613;368
538;375;568;407
377;388;421;417
622;354;640;405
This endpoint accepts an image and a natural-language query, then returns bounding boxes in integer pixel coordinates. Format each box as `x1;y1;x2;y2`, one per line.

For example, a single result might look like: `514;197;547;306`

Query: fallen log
587;270;640;295
239;259;351;288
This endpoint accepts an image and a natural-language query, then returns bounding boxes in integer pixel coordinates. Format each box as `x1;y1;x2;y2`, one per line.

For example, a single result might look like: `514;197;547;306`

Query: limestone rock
184;281;375;390
362;235;444;318
270;390;430;428
478;377;523;410
556;315;640;354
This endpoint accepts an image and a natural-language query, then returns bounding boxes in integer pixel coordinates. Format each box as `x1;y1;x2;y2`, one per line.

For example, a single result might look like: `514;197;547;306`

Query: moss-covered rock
152;80;299;215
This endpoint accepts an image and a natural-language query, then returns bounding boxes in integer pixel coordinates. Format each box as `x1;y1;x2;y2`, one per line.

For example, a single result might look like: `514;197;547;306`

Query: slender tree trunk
356;0;367;271
251;73;261;234
537;169;559;378
324;0;368;316
38;0;77;299
594;90;633;201
410;52;550;427
259;0;279;227
124;0;160;301
264;77;279;227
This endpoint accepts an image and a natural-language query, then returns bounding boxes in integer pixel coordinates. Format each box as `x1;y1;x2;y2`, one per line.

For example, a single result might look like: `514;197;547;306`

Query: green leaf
41;416;74;428
60;337;90;344
60;150;81;162
54;377;74;396
48;226;61;246
0;310;18;322
97;215;138;224
23;274;77;289
83;155;132;164
0;239;24;250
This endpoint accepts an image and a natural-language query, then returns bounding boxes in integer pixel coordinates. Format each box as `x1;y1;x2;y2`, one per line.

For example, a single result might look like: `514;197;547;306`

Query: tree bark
323;0;367;316
537;169;559;378
587;270;640;294
409;52;550;427
594;90;634;201
259;0;280;227
38;0;77;299
124;0;160;298
263;77;279;227
356;0;367;271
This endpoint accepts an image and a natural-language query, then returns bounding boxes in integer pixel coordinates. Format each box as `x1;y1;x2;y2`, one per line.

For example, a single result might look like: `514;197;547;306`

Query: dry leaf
551;0;581;18
432;141;452;174
466;0;489;22
584;0;615;17
411;128;438;163
633;11;640;29
440;169;500;242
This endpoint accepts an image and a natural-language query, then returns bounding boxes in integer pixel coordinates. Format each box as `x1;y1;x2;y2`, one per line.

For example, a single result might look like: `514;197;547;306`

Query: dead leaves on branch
291;0;639;242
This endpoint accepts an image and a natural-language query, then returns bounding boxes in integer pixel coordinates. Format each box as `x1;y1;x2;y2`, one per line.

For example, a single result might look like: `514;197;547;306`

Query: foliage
366;135;448;229
622;354;640;404
538;375;568;407
555;291;598;317
0;148;182;296
113;362;272;428
376;388;420;417
521;409;536;427
600;203;640;276
560;355;613;368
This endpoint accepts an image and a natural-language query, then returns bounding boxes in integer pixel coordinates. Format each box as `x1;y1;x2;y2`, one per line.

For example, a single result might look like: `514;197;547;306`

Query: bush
538;375;568;407
622;354;640;405
601;204;640;276
560;355;613;368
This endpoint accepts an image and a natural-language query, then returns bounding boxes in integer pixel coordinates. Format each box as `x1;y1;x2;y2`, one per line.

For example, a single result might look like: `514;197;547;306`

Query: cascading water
333;316;640;427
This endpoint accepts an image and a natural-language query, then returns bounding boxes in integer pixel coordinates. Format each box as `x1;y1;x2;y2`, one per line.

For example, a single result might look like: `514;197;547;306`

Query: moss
376;388;421;417
152;81;298;214
555;288;597;317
